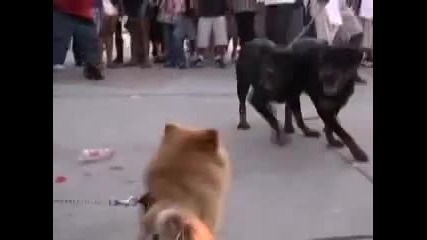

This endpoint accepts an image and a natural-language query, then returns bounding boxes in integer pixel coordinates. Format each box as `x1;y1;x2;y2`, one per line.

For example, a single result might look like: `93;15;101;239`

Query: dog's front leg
318;109;368;162
324;110;345;148
250;90;286;145
287;97;320;138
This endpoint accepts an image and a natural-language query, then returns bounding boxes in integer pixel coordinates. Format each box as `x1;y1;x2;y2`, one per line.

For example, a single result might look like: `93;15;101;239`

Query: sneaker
215;56;226;68
163;62;176;68
113;58;123;64
84;64;104;80
53;64;65;71
361;60;373;68
177;62;188;69
191;56;205;68
355;75;367;85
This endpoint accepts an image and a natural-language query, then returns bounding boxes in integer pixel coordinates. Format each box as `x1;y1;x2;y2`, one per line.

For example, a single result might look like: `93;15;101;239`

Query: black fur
236;38;368;162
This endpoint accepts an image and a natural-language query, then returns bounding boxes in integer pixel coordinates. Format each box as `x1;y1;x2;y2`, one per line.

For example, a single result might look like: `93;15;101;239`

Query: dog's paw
352;149;369;163
270;131;287;146
284;126;295;134
303;129;321;138
327;139;344;148
237;122;251;130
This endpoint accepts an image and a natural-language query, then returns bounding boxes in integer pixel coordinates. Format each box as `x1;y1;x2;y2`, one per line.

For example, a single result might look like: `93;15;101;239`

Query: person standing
112;0;124;64
53;0;104;80
357;0;373;67
123;0;152;68
261;0;305;45
193;0;229;68
311;0;367;84
230;0;257;46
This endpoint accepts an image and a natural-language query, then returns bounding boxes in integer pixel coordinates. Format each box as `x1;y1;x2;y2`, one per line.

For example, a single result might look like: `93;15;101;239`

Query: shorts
197;16;228;48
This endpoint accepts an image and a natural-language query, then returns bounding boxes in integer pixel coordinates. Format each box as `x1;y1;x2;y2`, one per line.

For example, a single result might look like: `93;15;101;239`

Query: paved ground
53;54;373;240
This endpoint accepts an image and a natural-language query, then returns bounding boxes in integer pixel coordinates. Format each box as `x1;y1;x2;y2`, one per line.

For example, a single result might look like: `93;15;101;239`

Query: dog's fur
138;123;231;240
236;38;368;162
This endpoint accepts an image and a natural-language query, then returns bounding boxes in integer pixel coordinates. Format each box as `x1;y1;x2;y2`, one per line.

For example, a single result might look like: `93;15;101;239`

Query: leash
53;195;139;207
311;235;373;240
285;2;326;49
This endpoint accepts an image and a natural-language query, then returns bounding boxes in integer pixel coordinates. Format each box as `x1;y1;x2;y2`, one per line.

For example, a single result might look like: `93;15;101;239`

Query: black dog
236;38;368;162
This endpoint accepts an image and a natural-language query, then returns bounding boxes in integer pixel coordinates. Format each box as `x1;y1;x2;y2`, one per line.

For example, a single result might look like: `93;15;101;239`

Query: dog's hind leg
284;105;295;133
287;97;320;138
250;90;286;145
317;109;368;162
237;73;251;130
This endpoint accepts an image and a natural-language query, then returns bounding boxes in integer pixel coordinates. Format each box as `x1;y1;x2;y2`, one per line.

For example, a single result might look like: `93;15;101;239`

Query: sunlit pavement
53;51;373;240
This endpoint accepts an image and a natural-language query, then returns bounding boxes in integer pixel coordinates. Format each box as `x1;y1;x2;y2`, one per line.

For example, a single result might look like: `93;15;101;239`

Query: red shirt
54;0;94;20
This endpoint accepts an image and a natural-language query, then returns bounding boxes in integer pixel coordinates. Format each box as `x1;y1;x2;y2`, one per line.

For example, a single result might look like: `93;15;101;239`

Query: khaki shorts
197;16;228;48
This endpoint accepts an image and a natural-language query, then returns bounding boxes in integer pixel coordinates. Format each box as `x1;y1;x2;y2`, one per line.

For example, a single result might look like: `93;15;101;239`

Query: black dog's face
318;47;363;96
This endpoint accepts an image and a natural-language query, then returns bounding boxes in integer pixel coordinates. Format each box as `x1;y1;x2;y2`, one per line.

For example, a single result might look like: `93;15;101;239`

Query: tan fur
139;123;231;240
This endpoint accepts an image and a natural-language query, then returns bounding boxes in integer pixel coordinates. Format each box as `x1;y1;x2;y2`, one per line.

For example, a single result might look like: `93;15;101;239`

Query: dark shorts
265;4;304;45
52;9;100;65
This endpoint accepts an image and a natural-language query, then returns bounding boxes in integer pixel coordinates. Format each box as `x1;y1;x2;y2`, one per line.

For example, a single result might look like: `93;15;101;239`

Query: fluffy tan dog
138;123;231;240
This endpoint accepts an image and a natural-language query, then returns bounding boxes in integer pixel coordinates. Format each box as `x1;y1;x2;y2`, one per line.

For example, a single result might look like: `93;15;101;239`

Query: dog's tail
154;206;214;240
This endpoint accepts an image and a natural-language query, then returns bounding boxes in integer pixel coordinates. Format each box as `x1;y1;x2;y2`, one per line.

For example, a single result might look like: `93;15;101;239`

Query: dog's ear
339;48;364;69
197;129;219;151
164;123;179;136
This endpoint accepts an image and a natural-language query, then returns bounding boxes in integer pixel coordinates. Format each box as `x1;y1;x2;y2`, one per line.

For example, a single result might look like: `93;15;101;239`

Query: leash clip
109;195;138;207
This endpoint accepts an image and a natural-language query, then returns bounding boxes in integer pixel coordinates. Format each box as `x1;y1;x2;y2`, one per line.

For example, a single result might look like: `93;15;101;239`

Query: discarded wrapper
55;176;67;183
78;148;114;163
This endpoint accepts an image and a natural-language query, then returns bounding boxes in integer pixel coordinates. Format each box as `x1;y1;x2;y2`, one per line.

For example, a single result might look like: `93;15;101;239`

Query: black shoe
84;64;104;80
113;58;123;64
163;62;176;68
215;57;226;68
177;62;188;69
75;61;84;67
355;76;367;85
191;57;205;68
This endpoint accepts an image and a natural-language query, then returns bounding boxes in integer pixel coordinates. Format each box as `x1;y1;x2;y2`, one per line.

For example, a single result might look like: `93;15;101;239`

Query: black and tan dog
236;38;368;162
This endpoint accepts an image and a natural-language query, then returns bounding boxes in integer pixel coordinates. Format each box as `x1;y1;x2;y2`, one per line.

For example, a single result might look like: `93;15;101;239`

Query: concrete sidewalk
53;63;373;240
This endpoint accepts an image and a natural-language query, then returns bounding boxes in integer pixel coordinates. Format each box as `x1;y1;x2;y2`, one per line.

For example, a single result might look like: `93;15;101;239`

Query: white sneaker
53;64;65;71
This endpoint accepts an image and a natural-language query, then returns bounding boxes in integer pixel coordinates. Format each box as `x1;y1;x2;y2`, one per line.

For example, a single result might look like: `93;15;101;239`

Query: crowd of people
52;0;373;81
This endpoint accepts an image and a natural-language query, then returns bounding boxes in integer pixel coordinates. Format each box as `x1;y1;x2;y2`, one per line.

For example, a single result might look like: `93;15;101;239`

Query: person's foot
191;56;205;68
153;56;166;64
84;64;104;80
177;62;188;69
75;61;83;67
107;62;123;69
163;61;176;68
355;75;367;85
123;60;139;67
140;61;152;68
113;58;123;64
215;56;226;68
53;64;65;71
361;60;373;68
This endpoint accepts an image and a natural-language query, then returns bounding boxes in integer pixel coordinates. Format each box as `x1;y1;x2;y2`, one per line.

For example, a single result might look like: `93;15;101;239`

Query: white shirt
359;0;373;19
257;0;297;5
